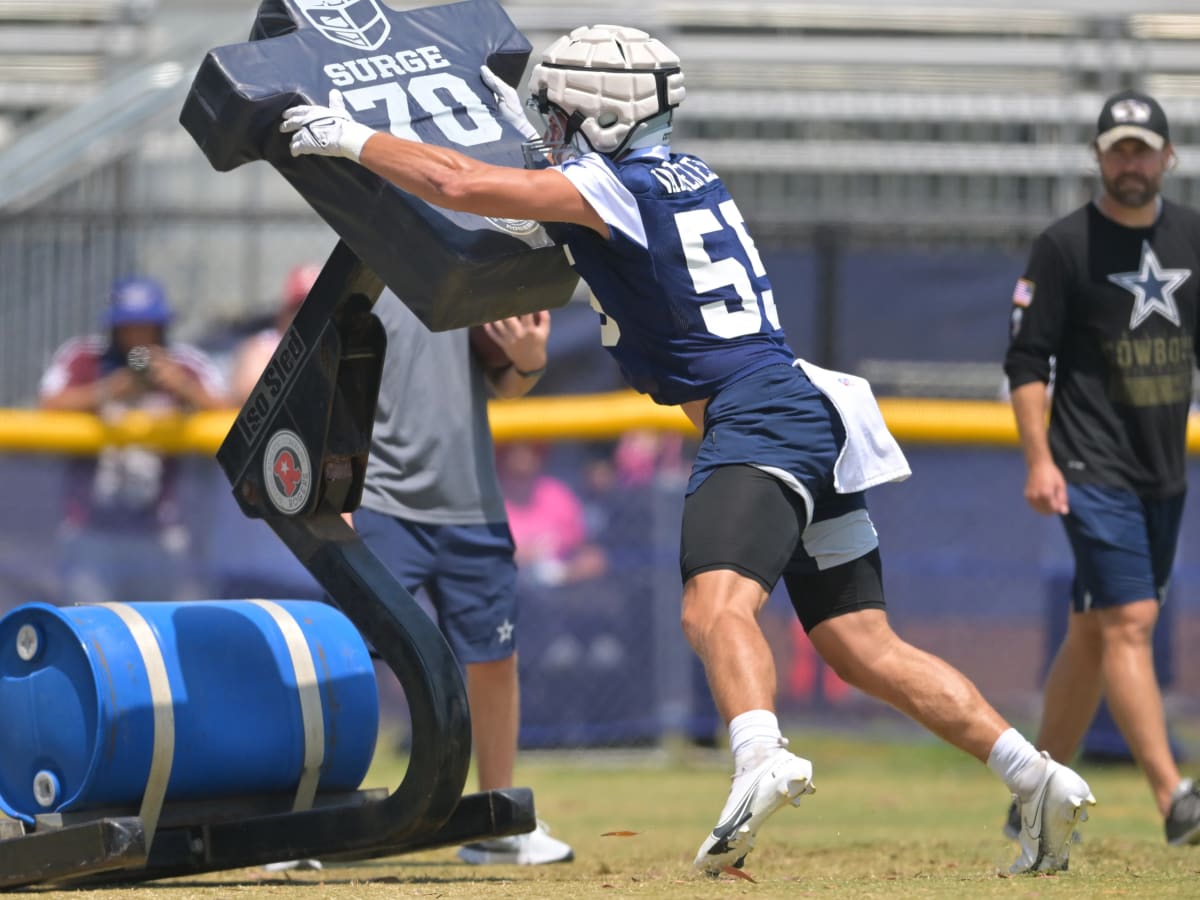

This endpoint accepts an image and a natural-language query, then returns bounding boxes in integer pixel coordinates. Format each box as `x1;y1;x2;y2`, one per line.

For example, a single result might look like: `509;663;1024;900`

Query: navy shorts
1061;483;1186;612
354;507;518;664
687;362;846;518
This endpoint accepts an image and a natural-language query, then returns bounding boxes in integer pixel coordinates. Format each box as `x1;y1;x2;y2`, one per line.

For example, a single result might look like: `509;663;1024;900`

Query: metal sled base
0;241;537;888
0;788;533;889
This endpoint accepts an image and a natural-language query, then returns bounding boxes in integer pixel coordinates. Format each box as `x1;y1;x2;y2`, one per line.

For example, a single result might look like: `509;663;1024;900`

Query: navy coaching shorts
1061;483;1186;612
353;507;519;664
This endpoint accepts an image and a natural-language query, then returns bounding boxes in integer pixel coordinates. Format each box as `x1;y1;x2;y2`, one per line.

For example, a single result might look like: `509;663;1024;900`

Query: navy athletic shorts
353;507;518;663
687;362;845;517
1061;483;1186;612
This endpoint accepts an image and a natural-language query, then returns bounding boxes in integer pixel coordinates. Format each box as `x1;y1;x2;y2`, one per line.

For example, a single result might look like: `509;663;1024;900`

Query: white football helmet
526;24;685;162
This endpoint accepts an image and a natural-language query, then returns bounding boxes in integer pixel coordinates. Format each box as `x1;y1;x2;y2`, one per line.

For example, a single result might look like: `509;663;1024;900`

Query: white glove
279;89;377;162
480;65;540;142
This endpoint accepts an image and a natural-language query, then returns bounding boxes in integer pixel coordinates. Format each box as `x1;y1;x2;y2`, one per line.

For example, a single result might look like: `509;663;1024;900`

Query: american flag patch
1012;278;1035;307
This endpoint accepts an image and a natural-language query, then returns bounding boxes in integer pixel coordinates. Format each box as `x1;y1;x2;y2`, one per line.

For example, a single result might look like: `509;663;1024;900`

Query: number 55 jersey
556;147;796;406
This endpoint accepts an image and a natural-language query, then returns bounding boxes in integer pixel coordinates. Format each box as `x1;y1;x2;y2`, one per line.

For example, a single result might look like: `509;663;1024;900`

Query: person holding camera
39;276;226;604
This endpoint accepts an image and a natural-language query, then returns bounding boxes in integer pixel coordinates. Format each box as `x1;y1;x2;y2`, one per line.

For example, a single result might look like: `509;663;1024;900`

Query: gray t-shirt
358;290;507;525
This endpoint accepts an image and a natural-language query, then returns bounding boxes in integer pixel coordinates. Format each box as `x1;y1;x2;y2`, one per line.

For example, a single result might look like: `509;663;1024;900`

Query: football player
281;24;1094;875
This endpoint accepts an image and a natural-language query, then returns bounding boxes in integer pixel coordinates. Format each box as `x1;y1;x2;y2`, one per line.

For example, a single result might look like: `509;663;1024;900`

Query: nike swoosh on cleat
708;767;774;844
703;813;750;857
1019;770;1054;870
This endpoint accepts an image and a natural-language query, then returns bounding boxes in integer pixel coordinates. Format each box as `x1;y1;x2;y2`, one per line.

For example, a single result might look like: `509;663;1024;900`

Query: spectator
228;262;320;403
497;441;607;588
350;291;573;865
38;276;226;603
613;429;691;489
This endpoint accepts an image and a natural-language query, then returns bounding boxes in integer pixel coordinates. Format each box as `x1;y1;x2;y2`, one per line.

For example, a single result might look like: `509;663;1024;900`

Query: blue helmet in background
105;277;172;328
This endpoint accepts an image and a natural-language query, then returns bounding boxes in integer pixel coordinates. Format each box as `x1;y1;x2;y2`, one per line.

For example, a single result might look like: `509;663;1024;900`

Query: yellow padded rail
0;396;1197;454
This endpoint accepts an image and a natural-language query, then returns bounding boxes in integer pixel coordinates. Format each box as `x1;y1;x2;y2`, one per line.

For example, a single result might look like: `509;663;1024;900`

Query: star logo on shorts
1108;241;1189;330
496;619;514;643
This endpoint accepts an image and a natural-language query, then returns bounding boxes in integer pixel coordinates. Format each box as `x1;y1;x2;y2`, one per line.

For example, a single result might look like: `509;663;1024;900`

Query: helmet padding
528;25;685;157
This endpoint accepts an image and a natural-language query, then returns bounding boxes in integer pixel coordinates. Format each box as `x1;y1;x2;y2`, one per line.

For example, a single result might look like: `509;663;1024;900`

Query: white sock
987;728;1046;800
729;709;783;774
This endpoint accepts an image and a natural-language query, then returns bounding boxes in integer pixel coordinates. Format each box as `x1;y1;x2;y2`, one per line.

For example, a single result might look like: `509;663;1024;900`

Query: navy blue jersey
557;148;795;405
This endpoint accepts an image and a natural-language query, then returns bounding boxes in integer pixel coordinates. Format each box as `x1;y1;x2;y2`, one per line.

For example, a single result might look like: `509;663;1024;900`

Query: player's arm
362;137;603;232
280;90;606;235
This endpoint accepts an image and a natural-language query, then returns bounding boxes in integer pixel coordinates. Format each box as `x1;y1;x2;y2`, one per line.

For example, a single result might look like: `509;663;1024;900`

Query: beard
1102;171;1161;209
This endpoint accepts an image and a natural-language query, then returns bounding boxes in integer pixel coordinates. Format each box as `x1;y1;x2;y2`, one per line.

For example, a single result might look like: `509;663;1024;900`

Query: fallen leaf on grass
722;866;757;883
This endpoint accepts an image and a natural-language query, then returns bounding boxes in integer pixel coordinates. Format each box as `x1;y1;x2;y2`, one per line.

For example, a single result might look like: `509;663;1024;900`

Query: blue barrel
0;600;378;822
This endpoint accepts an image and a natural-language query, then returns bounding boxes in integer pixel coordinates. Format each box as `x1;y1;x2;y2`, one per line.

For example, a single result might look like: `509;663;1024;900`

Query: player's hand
280;89;376;162
1024;460;1069;516
480;65;540;142
482;311;550;374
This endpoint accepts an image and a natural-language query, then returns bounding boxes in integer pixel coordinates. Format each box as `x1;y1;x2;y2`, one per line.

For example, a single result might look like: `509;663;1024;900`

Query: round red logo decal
263;429;312;514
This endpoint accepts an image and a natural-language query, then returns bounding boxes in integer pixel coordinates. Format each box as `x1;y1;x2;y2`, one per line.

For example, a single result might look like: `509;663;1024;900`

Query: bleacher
0;0;158;150
499;0;1200;234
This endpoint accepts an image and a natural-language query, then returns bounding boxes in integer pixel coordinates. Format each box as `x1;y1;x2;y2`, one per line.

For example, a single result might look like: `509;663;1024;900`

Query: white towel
795;359;911;493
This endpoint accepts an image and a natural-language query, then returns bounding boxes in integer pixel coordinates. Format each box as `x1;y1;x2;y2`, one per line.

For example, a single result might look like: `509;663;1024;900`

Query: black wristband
514;364;546;378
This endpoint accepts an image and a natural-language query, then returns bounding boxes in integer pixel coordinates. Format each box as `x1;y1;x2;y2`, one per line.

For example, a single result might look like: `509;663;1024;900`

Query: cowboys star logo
1107;241;1190;330
263;429;313;514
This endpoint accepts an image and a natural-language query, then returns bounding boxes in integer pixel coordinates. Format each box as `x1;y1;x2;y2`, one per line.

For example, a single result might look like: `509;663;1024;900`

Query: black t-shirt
1004;199;1200;497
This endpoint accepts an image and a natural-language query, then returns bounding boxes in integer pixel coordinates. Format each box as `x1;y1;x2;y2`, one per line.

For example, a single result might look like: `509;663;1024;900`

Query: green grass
23;732;1200;898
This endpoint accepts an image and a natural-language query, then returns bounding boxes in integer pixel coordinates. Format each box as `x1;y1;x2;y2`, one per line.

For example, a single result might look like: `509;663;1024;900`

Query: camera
125;345;152;376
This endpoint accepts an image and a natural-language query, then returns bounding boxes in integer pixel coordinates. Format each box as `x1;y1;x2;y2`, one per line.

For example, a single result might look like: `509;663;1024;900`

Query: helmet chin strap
534;87;590;154
562;109;588;148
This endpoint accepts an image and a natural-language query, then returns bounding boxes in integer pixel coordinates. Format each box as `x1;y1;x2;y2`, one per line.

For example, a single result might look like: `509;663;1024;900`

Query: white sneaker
693;744;815;874
457;820;574;865
262;858;323;872
1009;752;1096;874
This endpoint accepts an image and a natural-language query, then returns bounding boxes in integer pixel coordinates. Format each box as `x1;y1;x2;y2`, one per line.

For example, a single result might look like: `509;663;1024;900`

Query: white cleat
1009;752;1096;874
262;858;323;872
457;820;574;865
693;744;815;874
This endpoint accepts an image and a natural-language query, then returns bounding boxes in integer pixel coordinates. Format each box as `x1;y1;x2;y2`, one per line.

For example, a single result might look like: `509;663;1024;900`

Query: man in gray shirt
352;290;572;865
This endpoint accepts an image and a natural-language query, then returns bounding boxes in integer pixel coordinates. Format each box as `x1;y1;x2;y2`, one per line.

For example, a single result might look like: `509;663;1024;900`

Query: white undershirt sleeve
558;155;648;248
